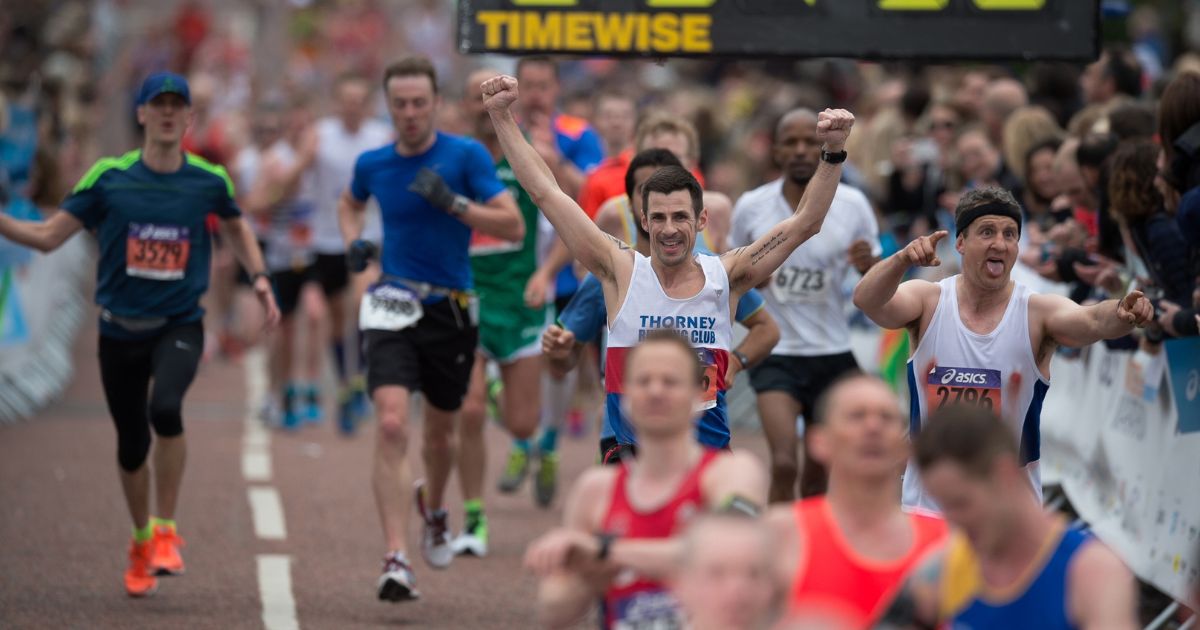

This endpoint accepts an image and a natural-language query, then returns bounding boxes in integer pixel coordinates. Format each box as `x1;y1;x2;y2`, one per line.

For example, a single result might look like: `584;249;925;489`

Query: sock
514;438;532;454
464;498;484;524
331;339;347;383
133;522;153;543
151;516;176;531
538;428;559;454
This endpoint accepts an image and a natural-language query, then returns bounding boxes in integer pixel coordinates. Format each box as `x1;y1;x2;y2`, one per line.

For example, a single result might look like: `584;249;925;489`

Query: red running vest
787;496;948;628
599;448;720;629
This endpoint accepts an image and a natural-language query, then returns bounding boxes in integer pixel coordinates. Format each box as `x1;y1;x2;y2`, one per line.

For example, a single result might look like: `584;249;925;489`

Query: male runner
765;374;947;628
577;91;638;218
507;57;606;491
523;332;767;628
247;95;322;429
0;72;279;596
452;67;549;554
483;73;853;453
541;148;780;460
852;186;1153;510
730;108;882;502
876;405;1139;629
673;514;777;630
337;55;522;601
309;73;393;434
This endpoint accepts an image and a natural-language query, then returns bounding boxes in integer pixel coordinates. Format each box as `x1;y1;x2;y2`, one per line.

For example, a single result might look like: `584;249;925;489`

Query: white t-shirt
310;116;394;254
730;179;881;356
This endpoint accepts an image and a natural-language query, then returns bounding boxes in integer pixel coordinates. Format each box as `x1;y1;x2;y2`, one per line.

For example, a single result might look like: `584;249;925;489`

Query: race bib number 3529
126;223;190;280
925;366;1002;415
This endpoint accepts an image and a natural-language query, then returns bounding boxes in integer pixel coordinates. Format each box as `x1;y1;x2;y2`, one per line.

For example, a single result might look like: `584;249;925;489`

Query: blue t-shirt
558;259;767;444
551;113;604;300
62;150;239;339
350;132;506;293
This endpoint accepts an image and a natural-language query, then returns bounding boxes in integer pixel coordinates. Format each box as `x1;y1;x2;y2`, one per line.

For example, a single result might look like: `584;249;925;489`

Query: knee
149;397;184;438
376;408;410;447
460;396;486;431
118;424;152;472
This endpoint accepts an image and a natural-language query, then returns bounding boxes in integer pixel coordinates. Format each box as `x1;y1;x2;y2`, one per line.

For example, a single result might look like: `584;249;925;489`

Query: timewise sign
457;0;1098;61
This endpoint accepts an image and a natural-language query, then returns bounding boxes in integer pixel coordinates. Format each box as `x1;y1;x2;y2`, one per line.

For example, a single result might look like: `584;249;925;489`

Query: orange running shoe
125;540;158;597
150;525;186;576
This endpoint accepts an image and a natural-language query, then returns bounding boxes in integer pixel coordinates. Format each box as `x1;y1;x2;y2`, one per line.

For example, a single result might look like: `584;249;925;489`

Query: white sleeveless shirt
904;275;1050;511
606;253;733;412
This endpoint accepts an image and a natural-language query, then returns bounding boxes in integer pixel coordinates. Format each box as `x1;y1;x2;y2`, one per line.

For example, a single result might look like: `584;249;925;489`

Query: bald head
774;108;817;143
982;78;1028;145
813;373;893;425
464;67;501;124
676;515;775;630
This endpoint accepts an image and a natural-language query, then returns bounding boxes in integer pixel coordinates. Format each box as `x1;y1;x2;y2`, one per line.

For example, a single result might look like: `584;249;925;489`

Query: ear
136;104;147;127
955;232;965;255
640;208;650;234
696;207;708;233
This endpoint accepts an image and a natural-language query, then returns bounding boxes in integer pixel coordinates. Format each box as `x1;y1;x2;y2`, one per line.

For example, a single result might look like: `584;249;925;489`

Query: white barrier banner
1041;341;1200;607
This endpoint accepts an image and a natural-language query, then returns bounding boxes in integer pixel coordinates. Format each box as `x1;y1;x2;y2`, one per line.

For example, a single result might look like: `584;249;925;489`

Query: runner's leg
457;354;489;506
373;384;415;553
147;323;204;521
757;391;803;504
99;334;154;529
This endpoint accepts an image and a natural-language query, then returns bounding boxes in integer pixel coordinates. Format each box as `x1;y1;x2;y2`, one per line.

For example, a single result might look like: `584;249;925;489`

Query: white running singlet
262;140;318;273
310;116;393;254
904;275;1050;510
606;252;733;410
730;180;880;356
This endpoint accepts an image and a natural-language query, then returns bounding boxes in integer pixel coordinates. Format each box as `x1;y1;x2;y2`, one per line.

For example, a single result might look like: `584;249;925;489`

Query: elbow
852;284;868;311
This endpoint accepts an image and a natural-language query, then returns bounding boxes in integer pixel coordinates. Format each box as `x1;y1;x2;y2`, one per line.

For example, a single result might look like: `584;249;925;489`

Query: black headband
955;201;1022;237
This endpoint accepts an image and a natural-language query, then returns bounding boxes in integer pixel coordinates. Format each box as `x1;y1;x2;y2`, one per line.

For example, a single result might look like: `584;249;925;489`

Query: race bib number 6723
925;366;1003;415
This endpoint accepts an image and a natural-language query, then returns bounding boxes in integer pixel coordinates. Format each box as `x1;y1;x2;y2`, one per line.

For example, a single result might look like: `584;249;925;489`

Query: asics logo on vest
939;367;993;386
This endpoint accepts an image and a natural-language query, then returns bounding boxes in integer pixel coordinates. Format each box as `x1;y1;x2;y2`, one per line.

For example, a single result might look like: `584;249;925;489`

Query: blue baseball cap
137;72;191;106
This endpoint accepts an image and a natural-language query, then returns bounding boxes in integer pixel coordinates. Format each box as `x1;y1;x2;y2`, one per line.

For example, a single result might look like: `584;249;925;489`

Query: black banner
457;0;1098;61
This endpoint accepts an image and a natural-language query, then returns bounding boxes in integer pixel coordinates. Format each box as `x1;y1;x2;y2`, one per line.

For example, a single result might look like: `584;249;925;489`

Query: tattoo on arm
749;233;788;265
601;232;631;251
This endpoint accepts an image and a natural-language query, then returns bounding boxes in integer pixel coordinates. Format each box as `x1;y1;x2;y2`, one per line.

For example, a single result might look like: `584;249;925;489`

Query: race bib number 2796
925;366;1002;415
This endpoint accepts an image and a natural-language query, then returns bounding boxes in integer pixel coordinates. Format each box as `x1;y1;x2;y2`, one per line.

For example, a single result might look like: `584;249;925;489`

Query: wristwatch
250;271;271;285
450;195;470;216
732;350;751;369
821;149;848;164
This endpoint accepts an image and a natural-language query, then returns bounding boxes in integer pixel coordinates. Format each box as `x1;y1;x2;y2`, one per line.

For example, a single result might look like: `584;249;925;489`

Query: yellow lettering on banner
878;0;948;9
477;12;511;49
523;12;562;48
680;14;712;52
646;0;717;6
972;0;1045;8
593;13;638;50
637;13;651;50
563;13;592;51
650;13;680;51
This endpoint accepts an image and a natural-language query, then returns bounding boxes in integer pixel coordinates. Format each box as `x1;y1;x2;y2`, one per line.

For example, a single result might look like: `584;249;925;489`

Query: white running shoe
414;479;454;569
376;552;420;602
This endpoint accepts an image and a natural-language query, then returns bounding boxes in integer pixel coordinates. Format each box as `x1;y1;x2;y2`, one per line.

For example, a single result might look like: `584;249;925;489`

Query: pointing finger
929;230;949;246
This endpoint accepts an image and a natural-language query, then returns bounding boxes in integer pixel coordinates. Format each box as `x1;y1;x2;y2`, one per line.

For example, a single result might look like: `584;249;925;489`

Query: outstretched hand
1116;290;1153;327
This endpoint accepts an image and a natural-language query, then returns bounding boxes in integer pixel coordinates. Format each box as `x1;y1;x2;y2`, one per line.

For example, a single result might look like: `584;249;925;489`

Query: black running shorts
364;296;478;412
748;352;861;426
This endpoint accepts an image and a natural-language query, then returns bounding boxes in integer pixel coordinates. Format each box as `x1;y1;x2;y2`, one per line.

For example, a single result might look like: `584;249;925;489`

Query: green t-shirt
469;157;540;305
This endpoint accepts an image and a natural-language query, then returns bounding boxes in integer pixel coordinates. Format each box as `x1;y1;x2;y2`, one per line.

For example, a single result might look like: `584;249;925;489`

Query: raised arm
1038;290;1152;349
0;210;83;253
853;230;946;330
482;75;630;283
724;109;855;293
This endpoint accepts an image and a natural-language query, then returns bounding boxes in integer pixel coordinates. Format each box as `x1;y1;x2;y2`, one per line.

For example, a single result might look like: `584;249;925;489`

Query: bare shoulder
570;466;618;500
1069;539;1131;582
707;449;766;479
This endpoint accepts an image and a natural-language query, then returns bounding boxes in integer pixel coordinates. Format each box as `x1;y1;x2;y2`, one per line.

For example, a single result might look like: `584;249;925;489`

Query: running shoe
376;552;420;602
414;480;454;569
259;399;282;429
451;513;489;557
149;525;185;576
534;451;559;508
497;447;529;493
350;375;370;419
125;540;158;597
303;385;321;424
282;386;301;431
337;387;357;436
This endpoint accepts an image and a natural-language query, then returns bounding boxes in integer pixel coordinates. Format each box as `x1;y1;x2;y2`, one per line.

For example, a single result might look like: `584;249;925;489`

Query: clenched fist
542;325;576;361
1116;290;1153;328
816;108;855;151
480;75;519;114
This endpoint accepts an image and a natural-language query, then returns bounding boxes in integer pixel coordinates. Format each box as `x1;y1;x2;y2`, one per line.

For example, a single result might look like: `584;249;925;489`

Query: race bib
925;366;1003;415
610;589;684;630
695;347;723;410
359;283;422;332
126;223;190;280
771;266;830;304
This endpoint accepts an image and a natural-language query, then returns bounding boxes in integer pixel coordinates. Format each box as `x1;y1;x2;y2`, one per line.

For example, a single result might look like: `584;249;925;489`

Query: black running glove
346;239;378;273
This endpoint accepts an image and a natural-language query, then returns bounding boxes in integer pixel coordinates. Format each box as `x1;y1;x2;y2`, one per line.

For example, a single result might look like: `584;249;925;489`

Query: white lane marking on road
243;449;272;482
248;486;287;540
257;554;299;630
